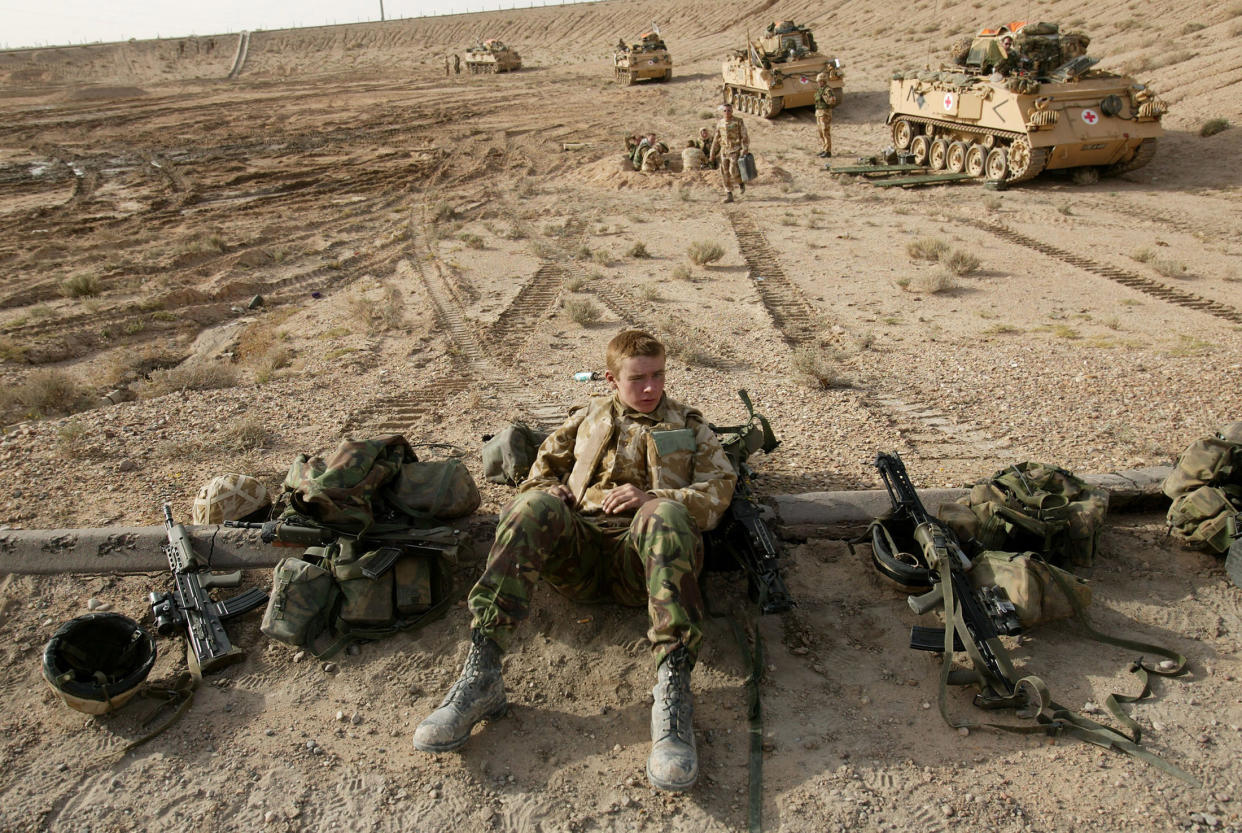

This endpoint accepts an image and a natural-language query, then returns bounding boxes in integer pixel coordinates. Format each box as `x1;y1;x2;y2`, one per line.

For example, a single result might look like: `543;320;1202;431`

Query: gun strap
123;671;198;753
934;563;1197;785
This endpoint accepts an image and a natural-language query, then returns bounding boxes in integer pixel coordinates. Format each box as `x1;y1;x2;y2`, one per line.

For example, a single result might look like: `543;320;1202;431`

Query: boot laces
658;651;692;741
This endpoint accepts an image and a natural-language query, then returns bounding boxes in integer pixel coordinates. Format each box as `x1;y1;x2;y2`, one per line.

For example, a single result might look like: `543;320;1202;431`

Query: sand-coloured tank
464;39;522;74
721;21;844;118
888;22;1166;184
615;31;672;84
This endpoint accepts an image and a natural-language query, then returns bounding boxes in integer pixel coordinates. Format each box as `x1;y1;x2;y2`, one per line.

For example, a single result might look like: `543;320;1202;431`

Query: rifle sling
932;564;1197;785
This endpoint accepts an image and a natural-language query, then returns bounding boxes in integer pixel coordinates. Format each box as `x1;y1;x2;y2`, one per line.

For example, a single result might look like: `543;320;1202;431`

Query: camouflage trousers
468;490;706;664
718;150;742;192
816;110;833;154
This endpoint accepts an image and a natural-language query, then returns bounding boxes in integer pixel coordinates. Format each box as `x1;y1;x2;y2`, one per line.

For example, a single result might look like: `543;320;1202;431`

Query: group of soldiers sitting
624;128;719;173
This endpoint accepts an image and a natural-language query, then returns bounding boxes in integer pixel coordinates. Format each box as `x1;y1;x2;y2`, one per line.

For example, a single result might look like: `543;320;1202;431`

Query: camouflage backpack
481;421;549;486
939;461;1108;570
1163;423;1242;553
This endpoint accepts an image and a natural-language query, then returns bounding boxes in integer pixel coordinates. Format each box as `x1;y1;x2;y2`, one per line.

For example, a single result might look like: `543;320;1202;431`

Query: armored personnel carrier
721;21;844;118
888;21;1166;184
464;39;522;74
615;31;672;84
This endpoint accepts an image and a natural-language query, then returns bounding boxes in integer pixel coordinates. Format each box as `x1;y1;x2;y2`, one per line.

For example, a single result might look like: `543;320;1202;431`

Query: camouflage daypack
1163;423;1242;553
940;461;1108;569
481;421;550;486
283;435;480;532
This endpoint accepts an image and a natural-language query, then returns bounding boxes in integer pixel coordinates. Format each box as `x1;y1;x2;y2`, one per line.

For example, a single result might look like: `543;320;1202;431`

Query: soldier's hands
547;484;576;506
602;484;654;514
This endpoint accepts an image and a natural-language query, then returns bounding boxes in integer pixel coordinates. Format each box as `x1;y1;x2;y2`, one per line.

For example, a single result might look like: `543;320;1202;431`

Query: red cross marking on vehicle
1082;109;1099;124
943;93;955;111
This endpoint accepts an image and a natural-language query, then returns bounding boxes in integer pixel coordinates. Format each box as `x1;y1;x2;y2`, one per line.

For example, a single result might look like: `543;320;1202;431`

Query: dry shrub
658;321;720;368
1151;258;1188;278
459;232;485;249
252;347;293;384
104;346;184;388
564;274;587;292
628;242;651;259
348;285;405;332
1131;248;1155;263
563;298;602;326
672;265;694;282
0;335;27;364
918;270;959;294
138;362;238;398
60;274;101;298
907;237;949;261
218;415;272;452
687;240;724;266
639;285;663;301
790;347;846;389
1199;118;1230;137
3;370;90;420
942;250;981;276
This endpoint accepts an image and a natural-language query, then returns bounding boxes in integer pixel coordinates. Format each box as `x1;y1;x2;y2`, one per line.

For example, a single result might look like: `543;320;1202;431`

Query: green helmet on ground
42;613;156;715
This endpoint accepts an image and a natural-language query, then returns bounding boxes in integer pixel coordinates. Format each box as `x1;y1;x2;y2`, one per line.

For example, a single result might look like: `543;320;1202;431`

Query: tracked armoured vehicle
615;31;672;84
721;21;844;118
888;21;1167;184
464;39;522;74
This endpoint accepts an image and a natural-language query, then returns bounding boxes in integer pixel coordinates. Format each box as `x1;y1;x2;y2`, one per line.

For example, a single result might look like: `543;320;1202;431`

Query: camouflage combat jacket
519;394;737;531
712;117;748;156
813;86;837;111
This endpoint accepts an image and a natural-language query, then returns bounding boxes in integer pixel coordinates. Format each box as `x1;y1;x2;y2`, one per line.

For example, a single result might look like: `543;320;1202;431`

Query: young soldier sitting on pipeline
413;329;738;792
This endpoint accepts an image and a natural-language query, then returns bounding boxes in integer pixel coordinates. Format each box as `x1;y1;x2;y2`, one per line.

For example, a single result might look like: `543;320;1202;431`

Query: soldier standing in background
813;72;838;158
445;55;450;76
413;330;737;793
453;53;462;74
709;103;749;203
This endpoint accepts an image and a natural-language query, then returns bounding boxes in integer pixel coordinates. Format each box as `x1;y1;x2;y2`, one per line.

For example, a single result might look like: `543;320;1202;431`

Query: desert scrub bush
639;285;663;301
1131;247;1155;263
1200;118;1230;137
1150;258;1188;278
790;347;846;389
592;249;613;267
564;274;587;292
687;240;724;266
218;415;272;452
1181;22;1206;34
530;240;557;259
542;220;572;238
1057;202;1074;216
982;195;1003;212
917;270;959;294
982;323;1022;336
504;222;529;240
4;369;90;420
459;232;485;249
0;335;26;363
138;362;238;398
252;346;293;384
627;242;651;259
429;202;456;223
907;237;950;261
942;250;981;276
60;274;100;298
672;265;693;282
563;298;602;326
658;321;719;368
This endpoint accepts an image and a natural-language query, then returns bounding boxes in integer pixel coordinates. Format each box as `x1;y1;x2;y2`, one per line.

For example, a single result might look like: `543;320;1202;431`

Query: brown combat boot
647;647;697;791
413;630;507;752
722;192;734;204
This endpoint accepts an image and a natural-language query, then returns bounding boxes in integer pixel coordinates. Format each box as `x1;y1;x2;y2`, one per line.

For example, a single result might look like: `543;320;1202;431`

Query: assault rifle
150;504;268;677
874;452;1022;705
224;516;461;580
705;390;793;615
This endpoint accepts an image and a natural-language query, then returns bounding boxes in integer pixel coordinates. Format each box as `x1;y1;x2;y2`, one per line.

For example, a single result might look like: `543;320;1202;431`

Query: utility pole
379;0;385;21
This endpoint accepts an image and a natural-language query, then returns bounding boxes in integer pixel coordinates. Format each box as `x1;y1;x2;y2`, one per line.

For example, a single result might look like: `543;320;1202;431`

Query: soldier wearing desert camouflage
414;329;737;793
710;103;749;203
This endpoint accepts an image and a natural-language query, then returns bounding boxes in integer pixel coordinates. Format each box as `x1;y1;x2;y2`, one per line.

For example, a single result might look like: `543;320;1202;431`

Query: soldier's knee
639;498;695;530
502;490;570;523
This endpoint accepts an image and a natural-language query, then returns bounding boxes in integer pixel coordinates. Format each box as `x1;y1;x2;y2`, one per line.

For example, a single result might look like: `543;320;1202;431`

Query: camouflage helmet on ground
42;613;156;715
192;473;271;524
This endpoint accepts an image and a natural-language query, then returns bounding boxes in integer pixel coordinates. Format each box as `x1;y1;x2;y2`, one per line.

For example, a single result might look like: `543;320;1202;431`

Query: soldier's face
607;354;666;413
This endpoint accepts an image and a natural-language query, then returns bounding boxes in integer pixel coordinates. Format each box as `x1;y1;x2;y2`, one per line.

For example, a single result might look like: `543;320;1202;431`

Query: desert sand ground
0;0;1241;831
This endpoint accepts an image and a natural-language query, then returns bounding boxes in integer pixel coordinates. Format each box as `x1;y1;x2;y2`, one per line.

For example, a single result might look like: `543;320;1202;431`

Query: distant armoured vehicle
721;21;844;118
888;21;1167;184
615;31;672;84
464;39;522;74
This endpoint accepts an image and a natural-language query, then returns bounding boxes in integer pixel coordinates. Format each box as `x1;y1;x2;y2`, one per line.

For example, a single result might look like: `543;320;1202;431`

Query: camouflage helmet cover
192;473;271;524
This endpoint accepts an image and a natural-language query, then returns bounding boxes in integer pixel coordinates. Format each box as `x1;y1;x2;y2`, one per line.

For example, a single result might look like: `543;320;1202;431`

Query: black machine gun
150;504;268;677
705;390;793;616
874;452;1021;704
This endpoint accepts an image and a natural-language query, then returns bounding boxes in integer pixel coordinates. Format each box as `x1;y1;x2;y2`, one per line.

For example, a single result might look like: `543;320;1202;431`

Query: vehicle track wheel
664;69;672;81
965;144;987;178
947;141;968;173
910;135;930;167
985;147;1008;181
929;138;950;171
892;118;916;150
1005;137;1048;182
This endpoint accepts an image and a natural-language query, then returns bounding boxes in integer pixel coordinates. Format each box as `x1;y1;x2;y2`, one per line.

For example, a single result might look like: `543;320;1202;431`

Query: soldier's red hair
606;329;665;375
